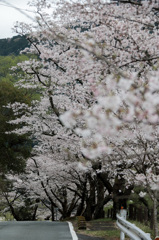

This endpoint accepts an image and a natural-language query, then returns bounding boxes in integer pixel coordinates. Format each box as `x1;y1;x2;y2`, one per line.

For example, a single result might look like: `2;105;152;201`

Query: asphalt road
77;234;106;240
0;221;77;240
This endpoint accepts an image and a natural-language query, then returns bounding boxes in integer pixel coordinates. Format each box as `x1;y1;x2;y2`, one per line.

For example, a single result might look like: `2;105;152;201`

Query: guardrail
116;209;152;240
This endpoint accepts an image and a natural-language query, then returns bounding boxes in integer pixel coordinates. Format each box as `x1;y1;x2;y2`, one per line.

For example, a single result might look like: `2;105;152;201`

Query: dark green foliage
0;81;32;173
0;54;39;174
0;35;30;56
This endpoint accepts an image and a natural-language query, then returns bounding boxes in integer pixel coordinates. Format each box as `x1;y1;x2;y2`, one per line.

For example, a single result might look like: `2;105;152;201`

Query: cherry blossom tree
12;0;159;159
3;155;90;220
6;0;159;229
120;128;159;236
0;174;39;221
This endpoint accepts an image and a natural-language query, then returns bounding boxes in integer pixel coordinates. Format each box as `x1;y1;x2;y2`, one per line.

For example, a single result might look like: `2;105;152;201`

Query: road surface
0;221;78;240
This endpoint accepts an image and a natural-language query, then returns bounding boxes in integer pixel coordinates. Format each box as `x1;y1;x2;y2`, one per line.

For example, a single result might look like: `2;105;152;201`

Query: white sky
0;0;111;39
0;0;35;39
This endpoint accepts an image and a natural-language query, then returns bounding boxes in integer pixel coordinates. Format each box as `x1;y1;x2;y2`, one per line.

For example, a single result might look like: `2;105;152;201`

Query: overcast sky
0;0;35;39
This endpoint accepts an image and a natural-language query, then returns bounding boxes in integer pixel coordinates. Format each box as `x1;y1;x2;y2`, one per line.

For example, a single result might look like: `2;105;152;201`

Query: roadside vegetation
71;216;154;240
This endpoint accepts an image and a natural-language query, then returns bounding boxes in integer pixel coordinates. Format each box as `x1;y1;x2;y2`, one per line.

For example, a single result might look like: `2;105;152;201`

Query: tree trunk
51;204;55;221
4;195;19;220
8;203;19;221
153;192;158;237
94;177;105;219
76;197;85;216
112;176;133;219
32;204;38;220
83;175;95;221
76;181;87;216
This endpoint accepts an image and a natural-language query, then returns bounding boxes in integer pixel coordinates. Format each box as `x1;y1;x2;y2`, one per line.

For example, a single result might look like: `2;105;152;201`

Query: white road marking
68;222;78;240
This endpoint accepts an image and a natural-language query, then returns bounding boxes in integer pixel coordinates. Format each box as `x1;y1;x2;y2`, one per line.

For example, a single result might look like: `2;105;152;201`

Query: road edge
68;221;78;240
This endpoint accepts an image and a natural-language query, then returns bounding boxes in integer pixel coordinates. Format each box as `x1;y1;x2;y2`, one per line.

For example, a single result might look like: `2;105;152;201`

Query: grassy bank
71;217;154;240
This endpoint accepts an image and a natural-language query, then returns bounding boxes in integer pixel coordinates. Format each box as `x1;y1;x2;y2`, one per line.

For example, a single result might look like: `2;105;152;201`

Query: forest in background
0;35;29;56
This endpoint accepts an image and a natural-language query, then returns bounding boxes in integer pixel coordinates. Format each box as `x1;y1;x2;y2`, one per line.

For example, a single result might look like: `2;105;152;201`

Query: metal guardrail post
120;207;127;240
